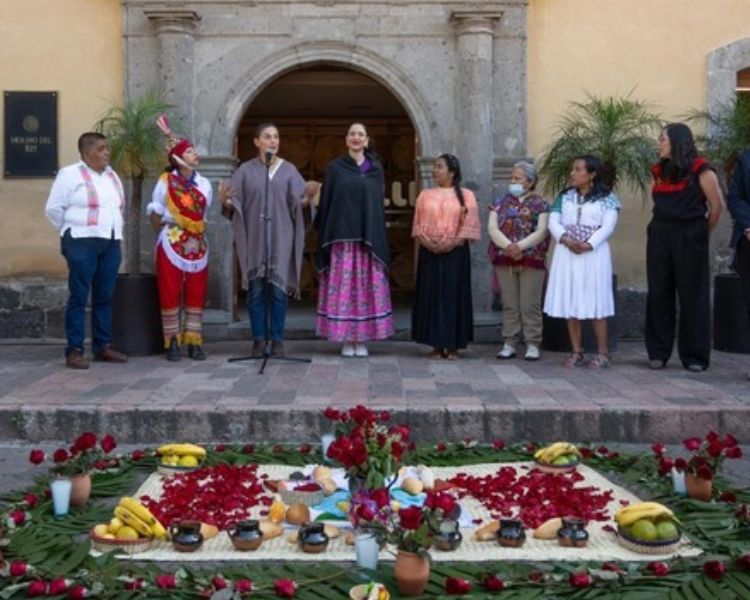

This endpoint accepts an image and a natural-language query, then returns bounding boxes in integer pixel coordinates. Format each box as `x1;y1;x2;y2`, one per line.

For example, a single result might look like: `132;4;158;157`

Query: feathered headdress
156;114;193;169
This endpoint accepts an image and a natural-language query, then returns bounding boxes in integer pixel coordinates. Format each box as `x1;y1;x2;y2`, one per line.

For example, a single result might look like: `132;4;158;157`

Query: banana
614;502;677;528
156;443;206;458
114;506;153;538
535;442;581;464
118;497;168;540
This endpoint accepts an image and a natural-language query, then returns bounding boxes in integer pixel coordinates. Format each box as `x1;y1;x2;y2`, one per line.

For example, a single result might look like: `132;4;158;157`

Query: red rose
483;574;505;591
272;444;283;454
723;433;738;448
274;578;297;598
696;464;713;480
323;406;341;421
391;441;406;461
399;506;424;530
579;447;593;459
596;445;609;455
707;442;724;458
425;492;457;515
155;574;176;589
11;510;25;526
647;562;669;576
93;460;108;470
242;444;255;454
735;554;750;571
493;439;506;450
683;437;702;451
528;572;544;583
380;410;390;422
445;576;472;595
674;457;687;471
299;443;312;455
436;442;447;452
124;579;143;590
68;585;87;600
350;440;368;466
49;578;68;595
356;504;376;522
706;431;722;446
100;434;117;453
74;432;97;452
53;448;69;463
235;579;253;594
212;576;227;590
569;572;592;587
130;449;145;461
24;493;39;508
725;446;743;459
719;491;737;503
29;449;45;465
214;444;225;452
26;581;48;597
370;488;390;508
10;561;28;577
651;443;665;456
658;457;674;476
702;560;725;580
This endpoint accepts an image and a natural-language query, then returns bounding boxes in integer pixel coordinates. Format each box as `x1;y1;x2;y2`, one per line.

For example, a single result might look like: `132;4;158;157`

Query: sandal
562;352;585;368
446;351;459;361
588;354;611;369
430;348;445;360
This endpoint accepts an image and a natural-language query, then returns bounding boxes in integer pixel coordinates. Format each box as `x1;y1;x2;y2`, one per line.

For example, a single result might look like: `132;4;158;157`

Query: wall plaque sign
4;91;58;177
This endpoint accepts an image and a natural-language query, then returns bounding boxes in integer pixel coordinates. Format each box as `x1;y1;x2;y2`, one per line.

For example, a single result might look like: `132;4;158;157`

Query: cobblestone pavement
0;339;748;445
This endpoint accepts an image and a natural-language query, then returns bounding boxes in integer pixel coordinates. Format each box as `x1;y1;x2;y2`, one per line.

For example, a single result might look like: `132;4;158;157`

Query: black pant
736;236;750;321
645;219;710;368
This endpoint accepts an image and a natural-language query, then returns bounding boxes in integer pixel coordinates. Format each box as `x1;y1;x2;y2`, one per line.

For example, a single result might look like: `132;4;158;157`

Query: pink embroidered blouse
412;187;481;253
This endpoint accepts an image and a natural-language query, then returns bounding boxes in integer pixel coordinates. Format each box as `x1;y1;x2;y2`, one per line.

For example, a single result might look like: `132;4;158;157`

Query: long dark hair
659;122;699;181
438;153;465;208
571;155;611;201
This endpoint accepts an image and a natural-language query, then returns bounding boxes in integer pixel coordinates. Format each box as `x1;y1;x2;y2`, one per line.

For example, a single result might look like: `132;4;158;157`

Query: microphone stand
228;150;311;374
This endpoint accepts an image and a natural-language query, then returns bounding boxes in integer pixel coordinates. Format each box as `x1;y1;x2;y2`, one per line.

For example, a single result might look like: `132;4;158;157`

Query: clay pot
685;473;713;502
557;517;589;548
170;520;204;552
70;473;91;509
433;519;462;552
393;551;430;596
229;519;263;551
298;521;329;554
497;518;526;548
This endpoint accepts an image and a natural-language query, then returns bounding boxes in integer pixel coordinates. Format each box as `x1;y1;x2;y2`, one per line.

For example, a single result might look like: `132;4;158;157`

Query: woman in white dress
543;155;620;368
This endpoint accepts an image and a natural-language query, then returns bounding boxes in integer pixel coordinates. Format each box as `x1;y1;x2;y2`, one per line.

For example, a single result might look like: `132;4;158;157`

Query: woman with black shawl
315;123;394;357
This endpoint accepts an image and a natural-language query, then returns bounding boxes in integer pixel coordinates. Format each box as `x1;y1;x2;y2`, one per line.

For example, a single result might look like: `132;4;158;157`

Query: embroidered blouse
548;189;621;250
411;187;481;253
147;169;213;273
488;193;550;269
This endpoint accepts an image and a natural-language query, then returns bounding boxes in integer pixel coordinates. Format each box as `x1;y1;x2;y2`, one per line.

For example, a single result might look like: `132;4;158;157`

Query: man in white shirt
45;132;128;369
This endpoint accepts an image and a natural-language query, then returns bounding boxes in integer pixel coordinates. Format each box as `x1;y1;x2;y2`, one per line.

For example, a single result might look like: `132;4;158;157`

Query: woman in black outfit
645;123;724;372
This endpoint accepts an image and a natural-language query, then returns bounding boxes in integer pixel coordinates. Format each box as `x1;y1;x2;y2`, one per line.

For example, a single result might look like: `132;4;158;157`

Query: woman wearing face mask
411;154;481;359
315;123;394;357
488;161;550;360
543;155;620;369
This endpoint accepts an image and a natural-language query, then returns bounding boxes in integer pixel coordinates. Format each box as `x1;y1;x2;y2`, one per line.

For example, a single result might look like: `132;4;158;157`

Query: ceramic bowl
349;583;391;600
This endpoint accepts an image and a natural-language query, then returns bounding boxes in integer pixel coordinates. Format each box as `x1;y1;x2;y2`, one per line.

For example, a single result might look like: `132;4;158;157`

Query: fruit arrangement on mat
533;442;582;471
90;497;168;553
156;443;206;472
614;501;682;553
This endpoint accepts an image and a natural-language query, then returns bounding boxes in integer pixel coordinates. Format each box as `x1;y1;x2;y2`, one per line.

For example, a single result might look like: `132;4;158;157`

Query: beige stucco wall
527;0;750;287
0;1;123;278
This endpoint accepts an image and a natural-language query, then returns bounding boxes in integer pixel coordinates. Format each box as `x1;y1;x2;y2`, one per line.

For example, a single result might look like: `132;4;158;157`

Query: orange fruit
269;500;286;523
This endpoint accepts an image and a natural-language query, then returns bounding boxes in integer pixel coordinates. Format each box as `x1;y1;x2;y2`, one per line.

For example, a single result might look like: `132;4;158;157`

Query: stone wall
0;279;67;339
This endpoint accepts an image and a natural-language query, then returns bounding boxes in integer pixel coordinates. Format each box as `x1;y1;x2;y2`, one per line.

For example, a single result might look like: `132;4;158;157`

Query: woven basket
90;530;154;555
279;486;325;508
615;527;681;555
533;459;580;475
157;463;201;478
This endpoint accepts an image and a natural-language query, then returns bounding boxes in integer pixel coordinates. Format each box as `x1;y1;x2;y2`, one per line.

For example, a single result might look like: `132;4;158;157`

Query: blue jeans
247;277;287;341
61;230;121;355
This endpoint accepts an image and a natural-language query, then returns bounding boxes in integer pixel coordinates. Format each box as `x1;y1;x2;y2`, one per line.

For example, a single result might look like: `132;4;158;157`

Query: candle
50;477;72;518
321;433;334;463
355;533;379;570
671;467;686;496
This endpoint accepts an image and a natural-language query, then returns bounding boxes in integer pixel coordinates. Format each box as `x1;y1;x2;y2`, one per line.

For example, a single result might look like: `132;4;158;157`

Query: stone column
451;10;502;311
144;9;200;134
197;156;238;325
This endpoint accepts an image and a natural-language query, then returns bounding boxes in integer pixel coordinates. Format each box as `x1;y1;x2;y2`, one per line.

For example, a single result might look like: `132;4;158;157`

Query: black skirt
411;243;474;350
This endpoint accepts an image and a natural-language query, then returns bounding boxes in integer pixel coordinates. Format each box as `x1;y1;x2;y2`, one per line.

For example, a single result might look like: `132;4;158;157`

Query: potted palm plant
537;93;662;351
94;90;173;355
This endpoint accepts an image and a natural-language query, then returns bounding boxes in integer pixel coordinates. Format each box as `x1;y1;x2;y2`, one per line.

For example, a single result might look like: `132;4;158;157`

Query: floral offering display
653;431;743;481
28;432;118;476
324;405;410;491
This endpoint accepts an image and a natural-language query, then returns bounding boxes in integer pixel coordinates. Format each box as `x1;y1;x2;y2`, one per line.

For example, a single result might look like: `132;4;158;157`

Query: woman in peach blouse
411;154;481;359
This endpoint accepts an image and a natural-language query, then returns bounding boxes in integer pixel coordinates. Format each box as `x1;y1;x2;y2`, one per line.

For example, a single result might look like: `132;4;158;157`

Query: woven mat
99;463;701;562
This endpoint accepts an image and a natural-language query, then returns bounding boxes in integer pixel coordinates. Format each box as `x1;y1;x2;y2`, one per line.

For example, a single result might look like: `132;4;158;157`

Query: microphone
264;149;274;165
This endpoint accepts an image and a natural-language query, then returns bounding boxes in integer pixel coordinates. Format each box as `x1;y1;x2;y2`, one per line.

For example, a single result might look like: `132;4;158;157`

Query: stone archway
707;37;750;118
208;41;437;171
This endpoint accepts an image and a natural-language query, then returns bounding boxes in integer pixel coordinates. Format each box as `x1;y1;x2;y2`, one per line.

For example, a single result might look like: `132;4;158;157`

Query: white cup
671;467;686;496
51;477;72;518
355;533;379;570
321;433;334;462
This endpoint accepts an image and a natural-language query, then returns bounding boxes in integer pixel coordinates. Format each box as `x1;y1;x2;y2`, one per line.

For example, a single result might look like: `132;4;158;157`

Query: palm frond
538;92;662;198
688;95;750;178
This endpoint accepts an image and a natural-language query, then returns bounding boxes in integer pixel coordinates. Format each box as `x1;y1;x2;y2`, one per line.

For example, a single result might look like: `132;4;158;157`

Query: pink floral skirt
316;242;394;342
